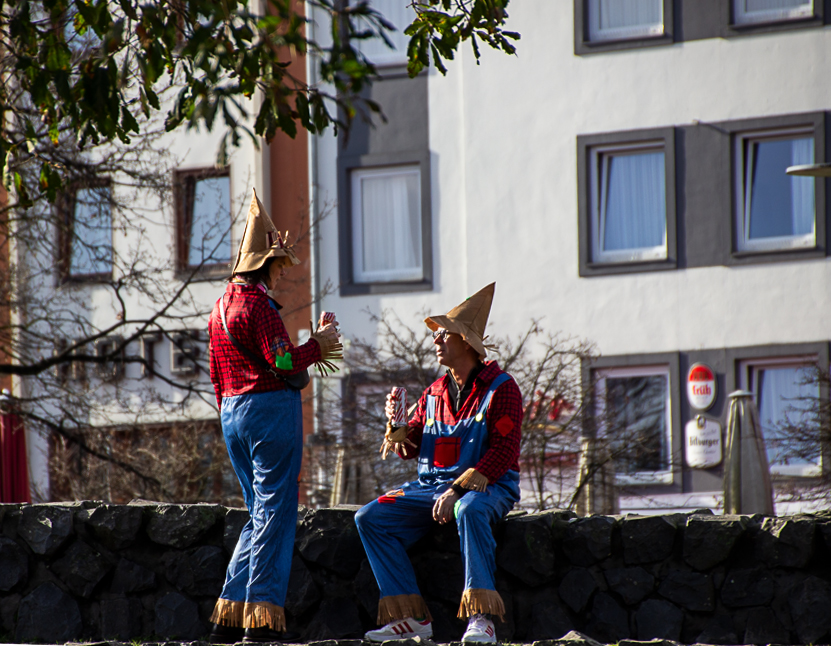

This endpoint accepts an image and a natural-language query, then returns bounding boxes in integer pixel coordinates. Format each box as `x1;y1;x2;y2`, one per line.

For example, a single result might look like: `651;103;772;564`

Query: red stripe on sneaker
486;627;494;636
403;621;413;633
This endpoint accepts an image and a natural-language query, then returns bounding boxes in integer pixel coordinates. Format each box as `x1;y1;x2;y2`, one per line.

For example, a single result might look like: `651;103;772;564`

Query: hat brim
424;314;488;359
232;246;300;274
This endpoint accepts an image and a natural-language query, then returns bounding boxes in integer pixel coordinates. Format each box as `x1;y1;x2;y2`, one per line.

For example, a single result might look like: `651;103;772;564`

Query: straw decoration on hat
231;188;300;275
425;283;498;360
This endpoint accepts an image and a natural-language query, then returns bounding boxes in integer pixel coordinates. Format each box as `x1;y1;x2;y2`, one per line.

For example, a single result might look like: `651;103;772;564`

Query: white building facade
310;0;831;514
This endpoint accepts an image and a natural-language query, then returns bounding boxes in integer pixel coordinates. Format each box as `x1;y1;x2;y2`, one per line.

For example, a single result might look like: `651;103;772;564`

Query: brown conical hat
231;188;300;274
425;283;496;359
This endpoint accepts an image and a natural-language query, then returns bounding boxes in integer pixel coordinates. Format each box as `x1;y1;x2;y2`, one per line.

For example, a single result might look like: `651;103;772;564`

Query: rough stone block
353;557;379;621
414;551;465;604
558;567;598;613
110;557;157;593
621;515;678;565
17;505;74;556
657;570;714;612
495;513;556;586
683;515;745;570
14;582;83;643
562;516;615;566
296;507;366;578
286;553;321;617
84;504;144;550
100;595;143;640
535;630;604;646
755;516;815;568
187;545;227;597
604;566;654;606
721;567;774;608
0;536;28;591
0;592;20;634
525;587;574;642
695;614;738;645
303;597;363;640
635;599;683;641
223;507;250;555
743;606;789;645
154;591;203;640
788;575;831;644
585;592;630;643
146;504;220;549
50;539;113;598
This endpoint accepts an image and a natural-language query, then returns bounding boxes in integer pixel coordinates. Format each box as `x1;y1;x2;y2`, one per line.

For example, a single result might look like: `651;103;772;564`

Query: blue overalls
355;373;521;616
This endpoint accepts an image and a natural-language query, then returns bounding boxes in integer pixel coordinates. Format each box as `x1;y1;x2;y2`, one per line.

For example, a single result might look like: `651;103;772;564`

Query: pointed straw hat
425;283;497;360
231;188;300;275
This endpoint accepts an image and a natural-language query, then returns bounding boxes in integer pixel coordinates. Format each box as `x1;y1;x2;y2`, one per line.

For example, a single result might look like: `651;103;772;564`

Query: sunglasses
431;329;451;342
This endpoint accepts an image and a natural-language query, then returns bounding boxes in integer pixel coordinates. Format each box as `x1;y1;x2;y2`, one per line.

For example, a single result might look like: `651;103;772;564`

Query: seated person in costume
355;283;523;644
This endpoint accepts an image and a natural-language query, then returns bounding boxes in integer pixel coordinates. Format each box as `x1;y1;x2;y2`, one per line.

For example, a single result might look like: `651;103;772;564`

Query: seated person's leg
355;488;436;639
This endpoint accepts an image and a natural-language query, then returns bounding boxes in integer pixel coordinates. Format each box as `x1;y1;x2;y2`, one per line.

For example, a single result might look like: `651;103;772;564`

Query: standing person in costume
355;283;522;644
208;189;342;644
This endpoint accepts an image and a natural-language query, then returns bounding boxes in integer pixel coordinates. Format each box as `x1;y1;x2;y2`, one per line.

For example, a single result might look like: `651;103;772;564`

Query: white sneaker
364;617;433;642
462;613;496;643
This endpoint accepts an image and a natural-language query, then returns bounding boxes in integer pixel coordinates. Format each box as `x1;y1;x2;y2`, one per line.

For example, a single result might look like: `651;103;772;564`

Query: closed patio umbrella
723;390;774;515
0;390;31;503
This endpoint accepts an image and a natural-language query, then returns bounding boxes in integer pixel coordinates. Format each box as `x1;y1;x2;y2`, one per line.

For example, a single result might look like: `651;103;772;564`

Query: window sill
581;257;677;277
729;245;825;265
341;279;433;297
175;265;231;283
59;272;113;285
576;32;673;55
729;14;817;30
616;470;675;486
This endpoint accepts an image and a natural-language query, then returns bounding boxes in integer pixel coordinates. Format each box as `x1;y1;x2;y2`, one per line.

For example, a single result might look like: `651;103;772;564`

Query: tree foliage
2;0;517;208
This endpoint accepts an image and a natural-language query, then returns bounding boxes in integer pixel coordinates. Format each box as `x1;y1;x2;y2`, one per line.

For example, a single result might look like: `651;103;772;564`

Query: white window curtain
595;149;666;261
189;176;231;266
791;137;815;236
588;0;664;41
742;134;814;250
71;185;113;275
734;0;812;23
356;0;415;66
352;167;422;283
755;365;819;472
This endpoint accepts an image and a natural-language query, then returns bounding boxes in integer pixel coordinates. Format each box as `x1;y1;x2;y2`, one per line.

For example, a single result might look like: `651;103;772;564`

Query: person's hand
315;322;339;345
432;489;459;525
379;422;416;460
384;393;395;421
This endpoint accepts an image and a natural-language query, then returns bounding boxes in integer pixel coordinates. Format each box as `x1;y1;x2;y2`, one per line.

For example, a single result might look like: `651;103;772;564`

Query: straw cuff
385;422;409;443
458;588;506;622
377;594;433;625
454;468;489;492
210;598;244;627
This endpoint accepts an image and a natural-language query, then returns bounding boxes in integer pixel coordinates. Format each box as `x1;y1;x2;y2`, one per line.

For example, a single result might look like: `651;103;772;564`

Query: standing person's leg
454;473;520;621
354;485;438;626
210;395;256;640
243;389;304;634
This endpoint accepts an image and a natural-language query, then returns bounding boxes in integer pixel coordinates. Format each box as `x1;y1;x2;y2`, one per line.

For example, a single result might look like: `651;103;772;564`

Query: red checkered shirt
208;283;321;408
400;361;523;483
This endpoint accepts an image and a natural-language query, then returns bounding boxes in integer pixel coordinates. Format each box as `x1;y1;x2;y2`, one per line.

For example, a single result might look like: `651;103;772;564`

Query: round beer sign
687;363;716;410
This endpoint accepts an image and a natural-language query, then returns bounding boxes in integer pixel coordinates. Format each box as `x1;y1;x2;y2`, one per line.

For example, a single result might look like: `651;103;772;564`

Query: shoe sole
365;633;433;642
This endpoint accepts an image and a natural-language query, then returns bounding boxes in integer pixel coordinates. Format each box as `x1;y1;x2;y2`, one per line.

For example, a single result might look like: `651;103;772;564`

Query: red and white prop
390;387;408;427
687;363;717;411
319;311;336;326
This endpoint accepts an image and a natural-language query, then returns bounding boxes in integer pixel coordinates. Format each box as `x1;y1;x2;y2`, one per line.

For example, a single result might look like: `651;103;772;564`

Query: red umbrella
0;393;31;503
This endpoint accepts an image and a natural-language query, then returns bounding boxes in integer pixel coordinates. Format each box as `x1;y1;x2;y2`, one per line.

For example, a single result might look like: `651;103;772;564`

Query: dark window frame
338;150;433;296
574;0;674;54
584;351;683;489
174;166;232;280
57;177;114;284
728;0;825;33
720;112;827;265
577;126;678;277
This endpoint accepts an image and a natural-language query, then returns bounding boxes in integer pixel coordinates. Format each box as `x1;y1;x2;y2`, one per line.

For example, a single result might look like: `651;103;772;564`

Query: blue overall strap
474;372;513;418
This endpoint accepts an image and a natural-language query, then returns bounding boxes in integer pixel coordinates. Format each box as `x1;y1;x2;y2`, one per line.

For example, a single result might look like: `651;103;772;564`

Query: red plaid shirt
401;361;522;483
208;283;321;408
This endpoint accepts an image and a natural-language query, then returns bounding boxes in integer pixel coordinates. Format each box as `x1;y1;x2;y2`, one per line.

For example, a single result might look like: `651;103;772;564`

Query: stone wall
2;502;831;644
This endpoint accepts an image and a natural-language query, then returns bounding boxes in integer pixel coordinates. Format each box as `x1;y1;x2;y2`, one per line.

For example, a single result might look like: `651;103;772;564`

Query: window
586;0;664;41
591;142;667;263
355;0;416;67
175;168;232;270
351;166;423;283
595;365;673;484
60;181;113;279
735;129;816;252
741;357;821;476
733;0;813;25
